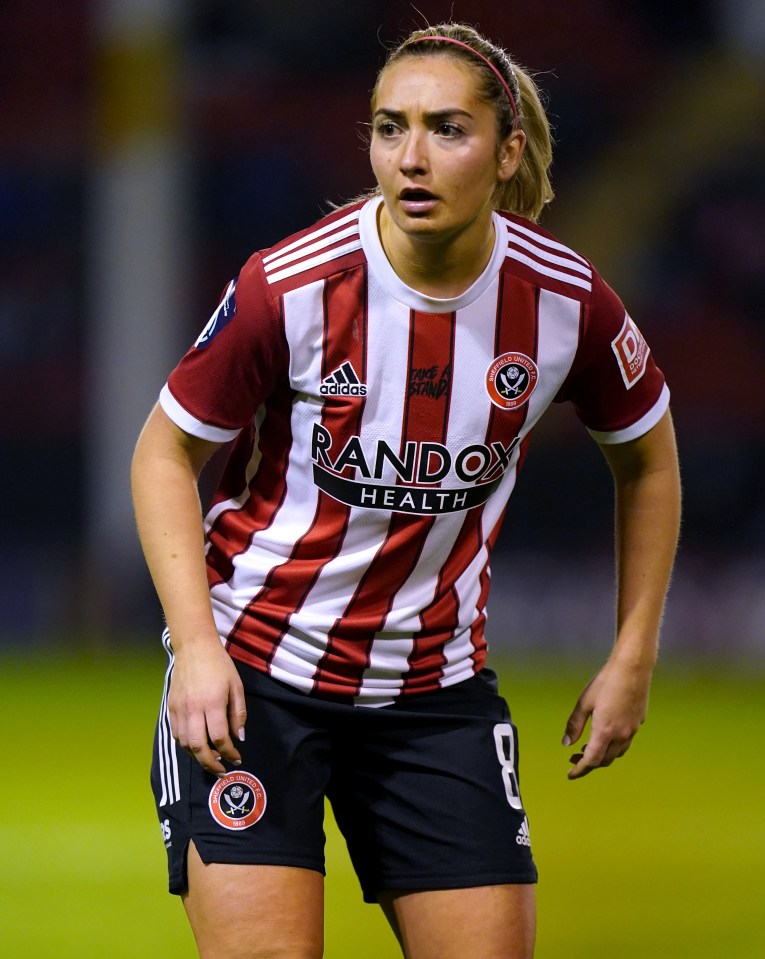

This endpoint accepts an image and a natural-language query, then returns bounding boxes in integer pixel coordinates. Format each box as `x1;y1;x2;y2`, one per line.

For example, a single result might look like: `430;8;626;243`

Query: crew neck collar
358;196;506;313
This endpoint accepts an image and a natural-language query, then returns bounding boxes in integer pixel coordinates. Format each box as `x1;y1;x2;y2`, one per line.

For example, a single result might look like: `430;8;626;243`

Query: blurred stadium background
1;1;763;956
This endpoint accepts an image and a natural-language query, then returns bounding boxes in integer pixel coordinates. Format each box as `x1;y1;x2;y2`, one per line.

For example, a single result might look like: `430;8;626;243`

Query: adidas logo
515;817;531;847
320;361;367;396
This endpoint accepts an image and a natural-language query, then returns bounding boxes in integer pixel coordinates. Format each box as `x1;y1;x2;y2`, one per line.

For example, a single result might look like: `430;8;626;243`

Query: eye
435;121;465;138
374;120;401;138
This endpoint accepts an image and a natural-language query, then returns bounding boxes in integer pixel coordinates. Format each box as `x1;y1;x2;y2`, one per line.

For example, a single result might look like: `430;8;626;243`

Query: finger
207;720;242;768
187;741;226;776
568;732;631;779
205;686;245;767
227;682;248;745
567;733;608;779
562;698;589;747
170;717;219;770
194;744;227;776
168;706;187;751
186;711;228;777
567;751;599;780
604;738;633;764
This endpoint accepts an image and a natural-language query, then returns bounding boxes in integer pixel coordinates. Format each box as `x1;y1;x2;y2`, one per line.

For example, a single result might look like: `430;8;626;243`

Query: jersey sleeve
160;253;288;442
556;269;670;444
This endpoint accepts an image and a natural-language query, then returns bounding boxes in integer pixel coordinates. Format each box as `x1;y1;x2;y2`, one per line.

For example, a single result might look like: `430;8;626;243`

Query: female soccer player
132;22;681;959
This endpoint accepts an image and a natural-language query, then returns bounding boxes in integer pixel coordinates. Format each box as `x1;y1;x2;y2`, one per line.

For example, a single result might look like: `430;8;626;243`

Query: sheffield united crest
208;771;267;831
486;352;539;409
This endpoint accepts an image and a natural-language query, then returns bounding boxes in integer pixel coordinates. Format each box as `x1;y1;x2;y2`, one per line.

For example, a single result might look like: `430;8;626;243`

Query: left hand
562;657;653;780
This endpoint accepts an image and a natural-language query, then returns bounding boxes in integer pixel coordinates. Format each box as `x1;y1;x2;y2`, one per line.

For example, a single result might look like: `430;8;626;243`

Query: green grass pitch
1;649;763;957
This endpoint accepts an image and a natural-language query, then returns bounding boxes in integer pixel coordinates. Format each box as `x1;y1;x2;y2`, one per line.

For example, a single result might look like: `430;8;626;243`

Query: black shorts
151;641;538;903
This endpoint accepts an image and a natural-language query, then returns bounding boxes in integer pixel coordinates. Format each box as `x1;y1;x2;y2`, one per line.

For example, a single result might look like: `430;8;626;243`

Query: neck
377;205;496;299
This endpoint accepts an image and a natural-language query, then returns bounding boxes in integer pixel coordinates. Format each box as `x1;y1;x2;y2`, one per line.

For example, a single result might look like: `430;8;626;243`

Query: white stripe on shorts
157;629;181;807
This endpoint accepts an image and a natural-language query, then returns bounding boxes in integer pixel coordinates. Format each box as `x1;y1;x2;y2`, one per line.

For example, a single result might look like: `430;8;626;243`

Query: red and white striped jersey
160;197;669;705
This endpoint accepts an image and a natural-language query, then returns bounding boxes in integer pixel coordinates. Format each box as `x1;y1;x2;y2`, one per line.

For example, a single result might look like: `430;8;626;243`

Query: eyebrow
372;108;474;121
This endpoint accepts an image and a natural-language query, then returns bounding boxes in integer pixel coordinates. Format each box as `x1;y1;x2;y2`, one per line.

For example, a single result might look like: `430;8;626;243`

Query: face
370;55;523;248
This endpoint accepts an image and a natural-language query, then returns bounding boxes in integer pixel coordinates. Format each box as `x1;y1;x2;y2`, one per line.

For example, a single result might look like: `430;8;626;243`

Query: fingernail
238;727;246;742
233;759;242;766
562;735;571;746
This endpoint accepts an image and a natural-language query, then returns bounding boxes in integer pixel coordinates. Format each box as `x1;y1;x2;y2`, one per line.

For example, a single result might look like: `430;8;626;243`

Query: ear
497;130;526;182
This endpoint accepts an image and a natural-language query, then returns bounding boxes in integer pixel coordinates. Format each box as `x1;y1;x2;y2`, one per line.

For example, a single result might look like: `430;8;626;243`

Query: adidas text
320;382;367;396
160;818;172;848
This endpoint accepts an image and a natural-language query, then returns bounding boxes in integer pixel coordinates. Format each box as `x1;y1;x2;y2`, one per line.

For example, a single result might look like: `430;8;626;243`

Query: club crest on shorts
208;771;267;831
486;352;538;409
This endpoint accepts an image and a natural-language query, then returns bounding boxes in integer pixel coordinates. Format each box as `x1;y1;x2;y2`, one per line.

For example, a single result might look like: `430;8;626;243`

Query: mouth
399;188;439;215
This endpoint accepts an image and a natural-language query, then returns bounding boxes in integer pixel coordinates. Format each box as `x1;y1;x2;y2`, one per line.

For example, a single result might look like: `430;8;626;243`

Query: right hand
168;638;247;777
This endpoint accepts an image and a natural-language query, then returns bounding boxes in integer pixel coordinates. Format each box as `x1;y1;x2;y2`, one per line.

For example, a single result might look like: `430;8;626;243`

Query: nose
399;128;428;176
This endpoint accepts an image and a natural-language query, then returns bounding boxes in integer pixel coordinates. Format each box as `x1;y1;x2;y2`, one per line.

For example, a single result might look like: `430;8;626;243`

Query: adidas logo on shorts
320;361;367;396
516;817;531;847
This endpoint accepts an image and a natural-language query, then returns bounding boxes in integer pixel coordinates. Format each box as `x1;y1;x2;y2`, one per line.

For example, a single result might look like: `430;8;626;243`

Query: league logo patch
195;278;238;349
611;314;649;389
485;352;538;410
208;771;267;831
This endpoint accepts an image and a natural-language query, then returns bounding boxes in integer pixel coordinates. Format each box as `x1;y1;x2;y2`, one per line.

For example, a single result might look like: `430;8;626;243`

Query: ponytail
494;64;554;220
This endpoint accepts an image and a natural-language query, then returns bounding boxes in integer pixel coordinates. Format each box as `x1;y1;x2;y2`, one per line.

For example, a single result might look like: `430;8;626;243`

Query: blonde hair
376;23;554;221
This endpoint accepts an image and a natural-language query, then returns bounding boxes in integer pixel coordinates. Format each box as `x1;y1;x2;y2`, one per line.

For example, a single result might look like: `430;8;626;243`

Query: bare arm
564;408;681;779
131;403;246;776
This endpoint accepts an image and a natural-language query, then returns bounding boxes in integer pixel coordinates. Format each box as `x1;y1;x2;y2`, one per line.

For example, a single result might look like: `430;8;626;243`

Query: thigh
183;841;324;959
380;884;536;959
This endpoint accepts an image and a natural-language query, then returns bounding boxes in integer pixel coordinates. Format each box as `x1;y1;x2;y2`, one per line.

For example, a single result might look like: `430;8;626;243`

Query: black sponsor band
313;464;501;514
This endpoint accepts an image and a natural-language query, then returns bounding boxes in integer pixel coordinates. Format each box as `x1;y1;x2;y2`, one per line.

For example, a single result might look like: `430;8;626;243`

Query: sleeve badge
611;314;649;389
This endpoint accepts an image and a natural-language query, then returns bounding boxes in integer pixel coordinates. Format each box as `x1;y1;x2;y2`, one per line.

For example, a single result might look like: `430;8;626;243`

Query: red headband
405;36;520;131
